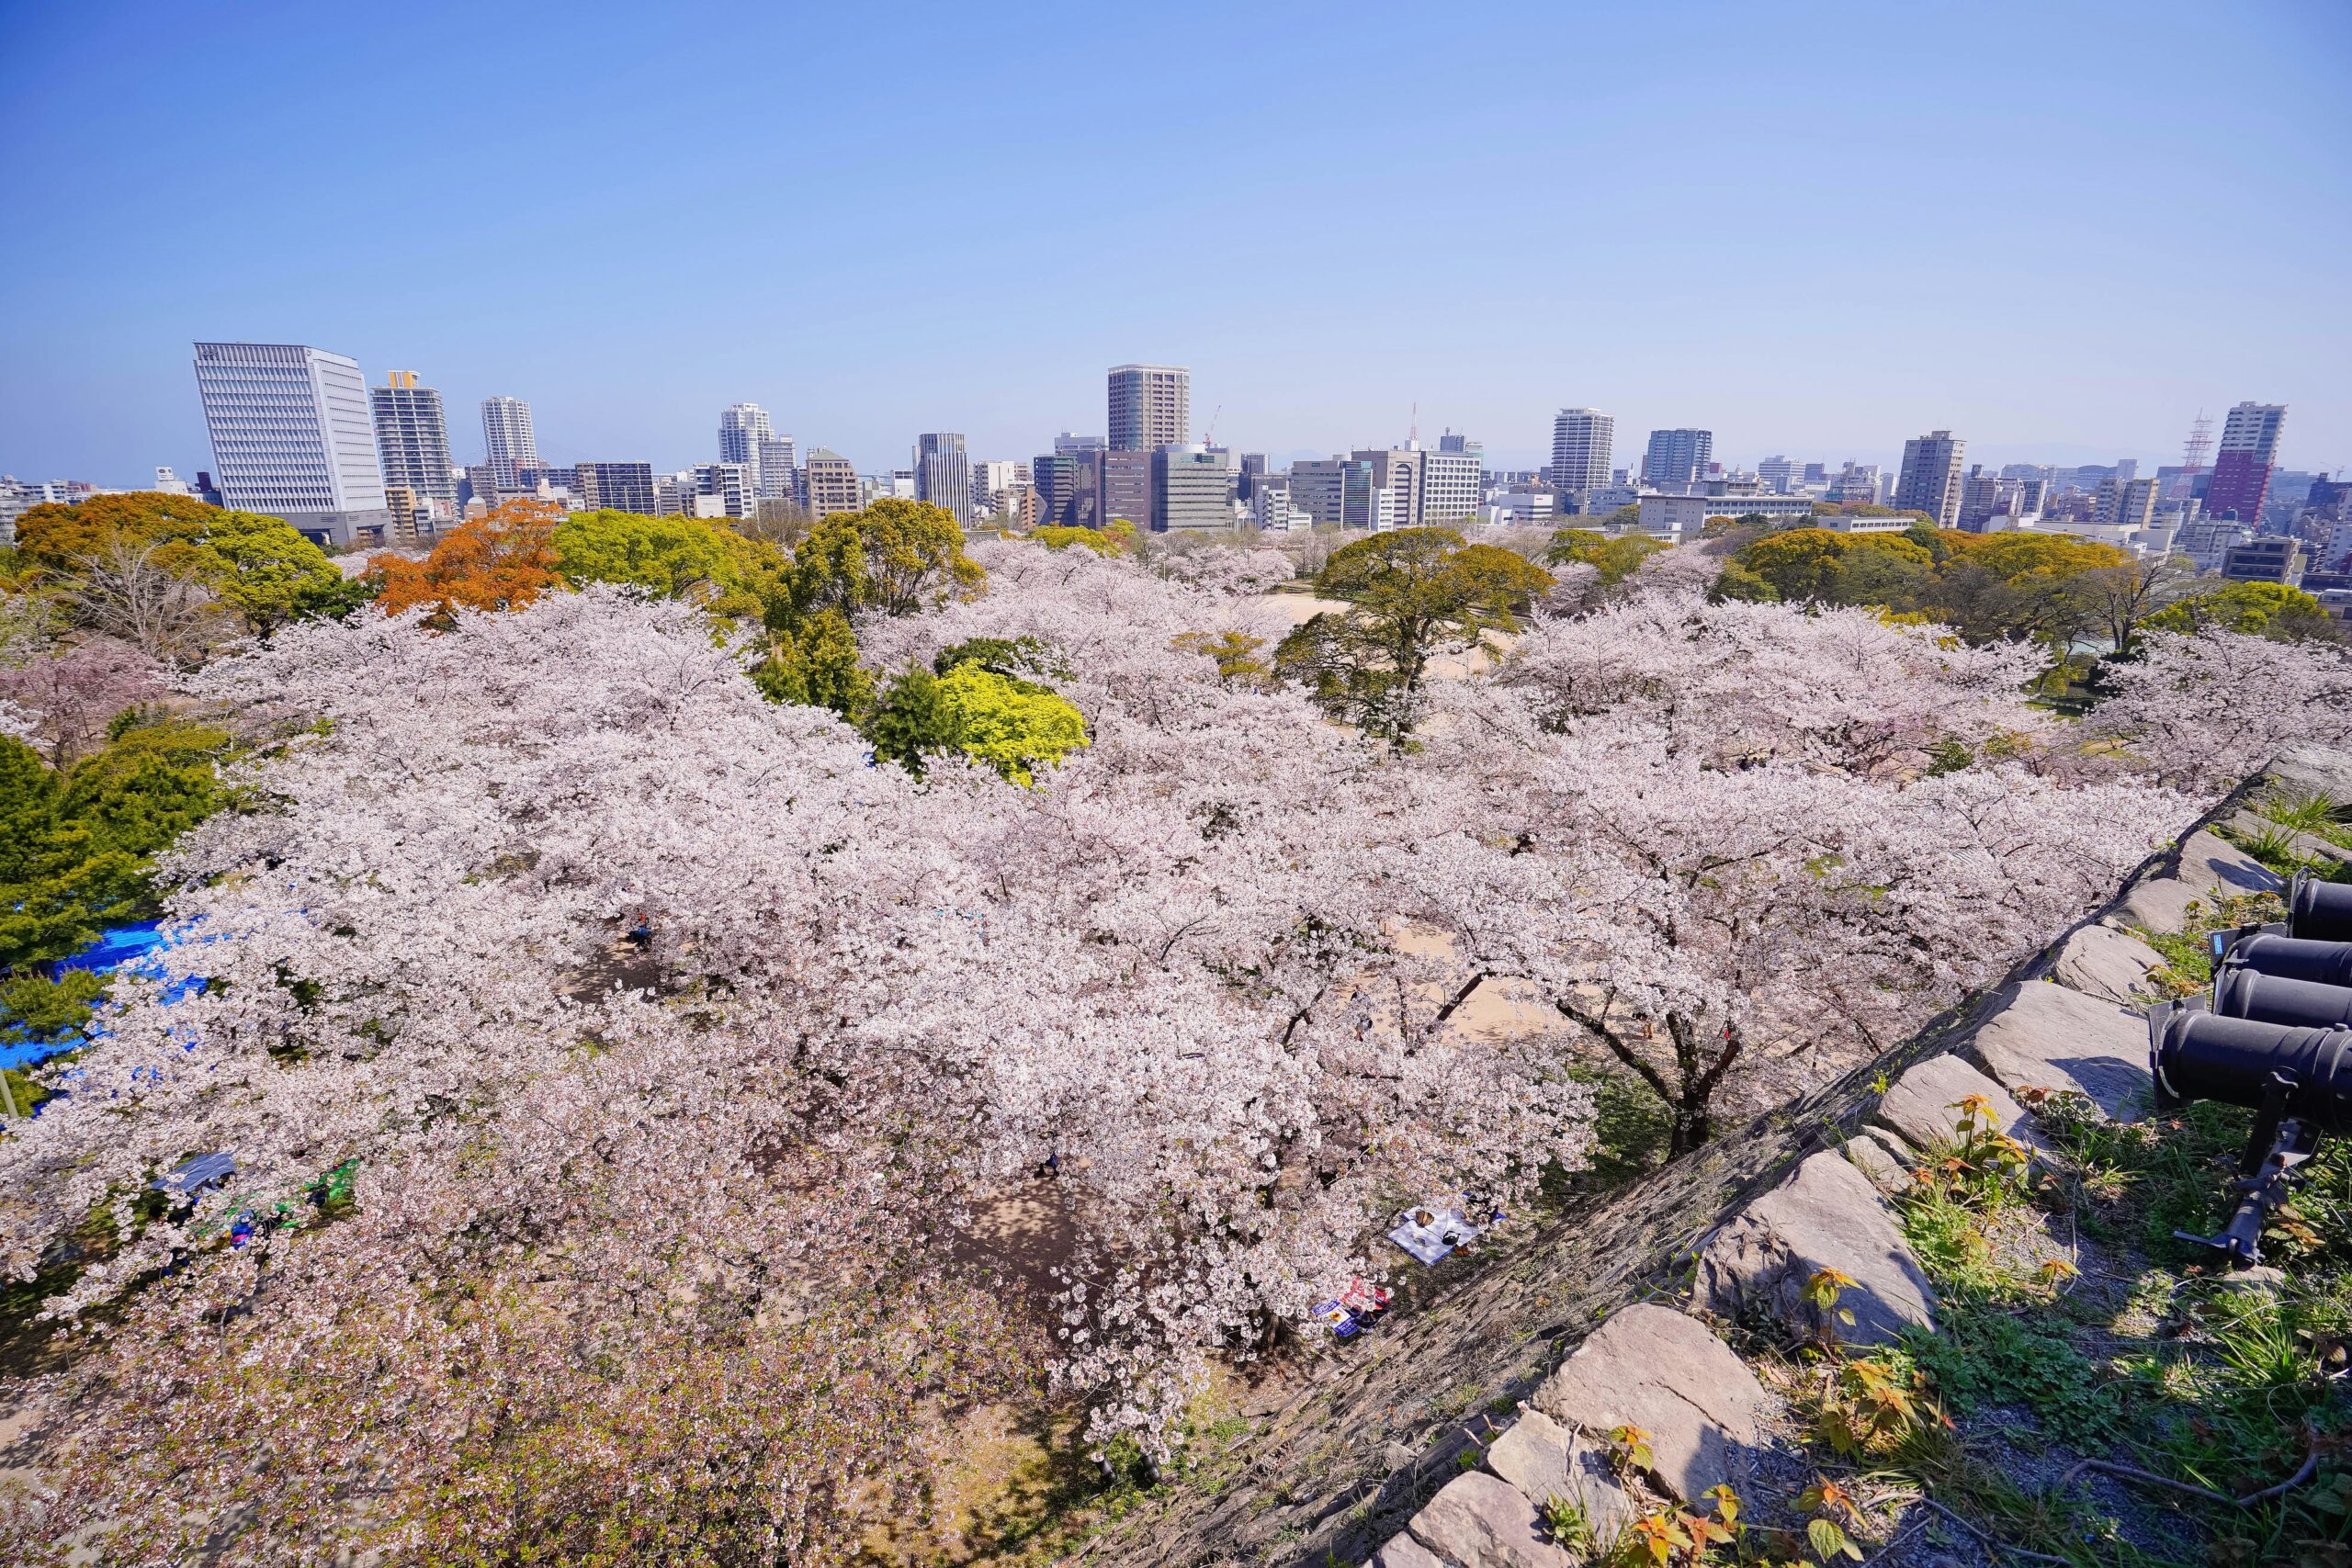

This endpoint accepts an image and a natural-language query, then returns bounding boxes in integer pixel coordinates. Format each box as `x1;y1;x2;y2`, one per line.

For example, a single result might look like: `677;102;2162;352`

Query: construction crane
1200;404;1222;446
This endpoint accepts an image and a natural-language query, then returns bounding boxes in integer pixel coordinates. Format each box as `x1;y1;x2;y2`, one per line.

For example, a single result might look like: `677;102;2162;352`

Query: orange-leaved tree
370;500;566;621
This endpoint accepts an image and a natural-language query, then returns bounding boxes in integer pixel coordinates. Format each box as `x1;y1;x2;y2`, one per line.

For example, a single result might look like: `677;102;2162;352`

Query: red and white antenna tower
2173;411;2213;499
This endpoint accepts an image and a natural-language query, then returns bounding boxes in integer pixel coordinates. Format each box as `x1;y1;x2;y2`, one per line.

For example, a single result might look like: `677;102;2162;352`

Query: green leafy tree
2145;579;2334;641
784;500;985;620
17;491;357;636
552;510;787;621
1736;527;1855;602
1545;527;1668;585
751;608;874;719
1276;527;1553;744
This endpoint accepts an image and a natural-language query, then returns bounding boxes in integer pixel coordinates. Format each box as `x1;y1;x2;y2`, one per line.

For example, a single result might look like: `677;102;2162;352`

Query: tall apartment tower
1894;430;1966;528
718;402;773;490
756;436;797;502
1550;408;1614;495
1108;365;1189;452
2204;401;2287;522
914;432;972;525
1640;428;1714;490
368;370;458;513
191;341;390;545
480;397;539;492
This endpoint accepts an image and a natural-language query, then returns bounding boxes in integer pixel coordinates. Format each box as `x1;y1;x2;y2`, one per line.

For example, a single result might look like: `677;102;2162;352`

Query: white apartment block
192;341;390;545
481;397;539;491
1550;409;1613;493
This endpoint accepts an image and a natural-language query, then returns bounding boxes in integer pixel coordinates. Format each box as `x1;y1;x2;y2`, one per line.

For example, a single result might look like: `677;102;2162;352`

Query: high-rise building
718;403;773;492
755;436;797;501
1550;409;1614;496
1757;456;1794;494
1108;365;1189;452
481;397;539;492
575;461;657;513
1153;446;1234;531
1353;449;1426;531
914;433;971;525
1033;451;1101;529
1419;447;1482;525
1894;430;1965;528
803;450;860;518
974;458;1020;509
369;370;458;512
1099;449;1152;526
2205;401;2287;523
191;341;390;545
1640;428;1713;490
1236;452;1268;502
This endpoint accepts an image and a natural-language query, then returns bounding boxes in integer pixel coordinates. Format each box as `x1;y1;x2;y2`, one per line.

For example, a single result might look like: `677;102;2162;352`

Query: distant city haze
2;0;2346;483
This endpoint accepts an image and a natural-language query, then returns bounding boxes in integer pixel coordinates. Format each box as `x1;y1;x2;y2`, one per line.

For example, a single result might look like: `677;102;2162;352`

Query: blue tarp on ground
1;922;202;1072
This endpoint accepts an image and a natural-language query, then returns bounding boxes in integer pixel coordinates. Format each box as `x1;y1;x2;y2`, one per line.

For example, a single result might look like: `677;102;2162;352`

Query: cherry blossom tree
2092;626;2352;792
0;633;163;766
1500;585;2057;776
1401;686;2188;1152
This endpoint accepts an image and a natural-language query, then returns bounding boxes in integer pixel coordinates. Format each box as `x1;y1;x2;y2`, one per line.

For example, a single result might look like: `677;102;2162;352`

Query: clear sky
4;0;2346;483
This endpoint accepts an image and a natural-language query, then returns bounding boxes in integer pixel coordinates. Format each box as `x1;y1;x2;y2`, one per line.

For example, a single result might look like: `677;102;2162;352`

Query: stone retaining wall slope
1073;746;2350;1568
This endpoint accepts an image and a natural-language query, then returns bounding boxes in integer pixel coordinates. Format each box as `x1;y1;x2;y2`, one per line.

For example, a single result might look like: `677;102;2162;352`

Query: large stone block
1370;1529;1457;1568
1871;1053;2034;1153
1404;1471;1575;1568
2178;828;2284;901
1693;1150;1936;1347
1484;1407;1635;1542
1841;1128;1914;1197
1968;980;2154;1122
2051;923;2166;1007
2113;876;2204;935
1532;1303;1768;1504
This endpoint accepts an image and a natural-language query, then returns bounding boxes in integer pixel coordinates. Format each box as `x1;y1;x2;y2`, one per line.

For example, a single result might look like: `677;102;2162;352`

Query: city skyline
4;0;2347;482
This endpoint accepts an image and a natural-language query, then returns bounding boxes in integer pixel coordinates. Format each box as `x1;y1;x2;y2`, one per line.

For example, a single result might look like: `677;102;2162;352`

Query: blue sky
4;0;2346;482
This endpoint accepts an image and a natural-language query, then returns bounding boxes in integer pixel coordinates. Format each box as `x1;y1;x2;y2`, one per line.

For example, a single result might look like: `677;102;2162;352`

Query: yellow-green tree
552;510;787;620
17;491;360;636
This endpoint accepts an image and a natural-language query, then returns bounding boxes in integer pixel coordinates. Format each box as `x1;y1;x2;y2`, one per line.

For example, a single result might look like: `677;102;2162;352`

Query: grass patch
1852;1087;2352;1566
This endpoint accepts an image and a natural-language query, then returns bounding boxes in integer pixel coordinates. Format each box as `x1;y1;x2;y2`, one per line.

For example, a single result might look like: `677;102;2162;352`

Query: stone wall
1072;748;2344;1567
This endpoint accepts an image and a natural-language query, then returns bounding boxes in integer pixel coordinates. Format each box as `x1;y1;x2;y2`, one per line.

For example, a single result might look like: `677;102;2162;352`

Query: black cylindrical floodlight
2289;873;2352;943
2148;1006;2352;1134
2213;966;2352;1030
2222;931;2352;988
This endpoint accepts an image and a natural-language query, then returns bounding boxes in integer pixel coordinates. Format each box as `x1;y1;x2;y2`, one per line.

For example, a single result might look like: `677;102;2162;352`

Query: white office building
1551;408;1614;493
481;397;539;492
1418;447;1483;526
192;341;390;545
1637;491;1815;536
